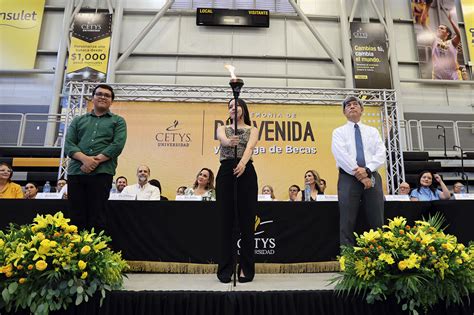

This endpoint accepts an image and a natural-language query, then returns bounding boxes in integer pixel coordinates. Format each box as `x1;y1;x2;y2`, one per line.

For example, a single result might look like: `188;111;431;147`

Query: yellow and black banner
350;22;392;89
107;102;386;200
0;0;45;70
66;13;112;81
461;0;474;67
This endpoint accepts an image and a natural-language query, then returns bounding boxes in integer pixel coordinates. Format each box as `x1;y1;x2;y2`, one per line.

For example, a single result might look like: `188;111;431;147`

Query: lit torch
225;64;244;100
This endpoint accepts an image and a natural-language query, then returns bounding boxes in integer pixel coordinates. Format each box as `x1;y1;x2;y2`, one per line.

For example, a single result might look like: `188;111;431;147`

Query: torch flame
224;64;237;80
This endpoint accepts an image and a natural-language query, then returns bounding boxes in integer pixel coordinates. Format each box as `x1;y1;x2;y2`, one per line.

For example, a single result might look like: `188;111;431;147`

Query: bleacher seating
0;147;61;188
403;151;474;192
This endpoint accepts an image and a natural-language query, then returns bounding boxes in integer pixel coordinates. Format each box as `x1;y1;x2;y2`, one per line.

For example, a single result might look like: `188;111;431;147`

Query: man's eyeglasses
289;189;299;192
94;92;112;99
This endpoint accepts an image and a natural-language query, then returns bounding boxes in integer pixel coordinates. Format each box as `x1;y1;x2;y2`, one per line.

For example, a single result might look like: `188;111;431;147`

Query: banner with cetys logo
0;0;45;70
110;101;386;200
66;13;112;82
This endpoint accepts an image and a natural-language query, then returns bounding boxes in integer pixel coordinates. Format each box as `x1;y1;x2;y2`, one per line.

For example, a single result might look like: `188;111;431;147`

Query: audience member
0;162;23;199
149;179;169;200
24;182;39;199
287;185;300;201
319;178;327;194
115;176;128;193
452;182;465;194
450;181;465;199
185;168;216;201
122;165;160;200
296;170;323;201
176;186;187;196
398;182;411;195
261;185;277;200
410;171;450;201
56;179;67;193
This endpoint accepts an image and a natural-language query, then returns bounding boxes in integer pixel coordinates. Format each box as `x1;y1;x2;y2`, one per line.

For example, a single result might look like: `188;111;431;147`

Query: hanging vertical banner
66;13;112;82
350;22;392;89
410;0;468;80
0;0;45;70
461;0;474;67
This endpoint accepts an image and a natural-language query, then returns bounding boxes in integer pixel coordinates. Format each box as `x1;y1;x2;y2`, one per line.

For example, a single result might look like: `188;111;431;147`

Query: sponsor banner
0;0;45;70
350;22;392;89
410;0;468;80
66;13;112;82
108;102;386;200
461;0;474;66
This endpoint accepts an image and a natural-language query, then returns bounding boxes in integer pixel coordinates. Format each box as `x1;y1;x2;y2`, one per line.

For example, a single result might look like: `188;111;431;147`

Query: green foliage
333;214;474;314
0;212;128;315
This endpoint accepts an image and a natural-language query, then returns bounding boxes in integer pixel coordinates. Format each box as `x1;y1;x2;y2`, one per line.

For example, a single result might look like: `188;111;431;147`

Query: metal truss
59;82;404;193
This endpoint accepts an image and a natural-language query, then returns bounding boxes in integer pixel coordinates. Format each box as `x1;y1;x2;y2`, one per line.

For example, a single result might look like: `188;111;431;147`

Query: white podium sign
36;192;63;199
257;194;272;201
453;193;474;200
316;195;338;201
109;193;136;200
385;195;411;201
175;195;203;201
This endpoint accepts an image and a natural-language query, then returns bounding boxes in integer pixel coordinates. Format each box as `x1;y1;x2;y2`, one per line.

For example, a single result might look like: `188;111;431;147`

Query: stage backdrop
109;102;385;200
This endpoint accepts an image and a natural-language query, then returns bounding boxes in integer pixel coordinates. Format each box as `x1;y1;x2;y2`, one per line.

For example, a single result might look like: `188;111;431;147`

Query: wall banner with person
108;101;385;200
0;0;45;70
461;0;474;67
410;0;468;80
66;13;112;82
350;22;392;89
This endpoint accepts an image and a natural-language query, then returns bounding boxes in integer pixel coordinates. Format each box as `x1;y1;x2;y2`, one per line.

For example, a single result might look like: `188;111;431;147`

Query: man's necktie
354;124;366;167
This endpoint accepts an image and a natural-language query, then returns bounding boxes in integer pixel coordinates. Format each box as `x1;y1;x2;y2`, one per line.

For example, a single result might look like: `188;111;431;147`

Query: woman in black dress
216;98;258;283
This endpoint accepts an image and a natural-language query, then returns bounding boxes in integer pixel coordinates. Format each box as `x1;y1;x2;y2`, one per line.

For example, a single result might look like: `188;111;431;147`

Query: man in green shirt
65;84;127;231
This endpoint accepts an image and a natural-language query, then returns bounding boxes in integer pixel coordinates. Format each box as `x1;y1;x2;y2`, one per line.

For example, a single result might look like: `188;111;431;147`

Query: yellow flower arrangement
333;214;474;315
0;212;128;315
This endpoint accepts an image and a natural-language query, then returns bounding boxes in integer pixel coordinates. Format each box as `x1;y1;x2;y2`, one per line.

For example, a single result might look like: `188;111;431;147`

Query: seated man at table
122;165;160;200
398;182;411;195
115;176;128;193
56;178;67;193
450;181;465;199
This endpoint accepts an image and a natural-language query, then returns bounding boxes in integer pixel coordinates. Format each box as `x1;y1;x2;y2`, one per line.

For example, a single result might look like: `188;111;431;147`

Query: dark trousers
68;174;112;232
337;171;384;246
216;159;258;280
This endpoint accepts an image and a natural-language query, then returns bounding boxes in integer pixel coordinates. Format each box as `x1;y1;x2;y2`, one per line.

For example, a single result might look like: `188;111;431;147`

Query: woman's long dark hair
416;170;438;195
227;98;251;126
305;170;323;194
193;168;215;190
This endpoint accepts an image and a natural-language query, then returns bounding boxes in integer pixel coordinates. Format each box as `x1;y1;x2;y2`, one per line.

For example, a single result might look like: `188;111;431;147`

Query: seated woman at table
24;182;39;199
296;169;323;201
176;186;187;196
261;185;277;200
410;170;450;201
185;168;216;201
0;162;24;199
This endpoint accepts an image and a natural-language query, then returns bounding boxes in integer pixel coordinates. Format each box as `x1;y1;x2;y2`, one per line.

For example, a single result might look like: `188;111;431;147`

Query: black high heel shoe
237;266;254;283
217;274;231;283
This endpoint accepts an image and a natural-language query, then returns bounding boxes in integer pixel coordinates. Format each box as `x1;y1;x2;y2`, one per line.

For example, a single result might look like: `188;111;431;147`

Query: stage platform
7;273;473;315
123;272;336;291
